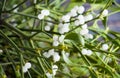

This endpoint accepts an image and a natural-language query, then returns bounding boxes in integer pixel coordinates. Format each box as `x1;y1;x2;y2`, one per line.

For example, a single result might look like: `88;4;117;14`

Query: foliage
0;0;120;78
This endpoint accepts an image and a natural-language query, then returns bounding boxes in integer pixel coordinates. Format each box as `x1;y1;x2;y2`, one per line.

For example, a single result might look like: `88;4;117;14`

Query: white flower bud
63;23;70;32
81;49;92;56
45;25;51;31
59;29;64;34
48;49;55;56
41;10;50;16
84;14;93;21
38;14;44;20
81;24;88;29
61;15;71;22
81;49;88;55
77;6;85;14
53;41;59;46
68;6;79;17
77;15;84;20
43;52;51;58
102;44;109;50
58;23;70;34
0;49;3;53
23;62;31;73
53;52;60;62
87;50;93;56
52;65;58;71
79;19;85;25
77;15;85;24
25;62;31;69
59;35;65;43
23;66;28;73
74;20;80;26
84;33;93;39
53;35;59;41
38;10;50;20
43;49;55;58
46;72;53;78
69;9;77;17
102;9;108;16
80;29;89;35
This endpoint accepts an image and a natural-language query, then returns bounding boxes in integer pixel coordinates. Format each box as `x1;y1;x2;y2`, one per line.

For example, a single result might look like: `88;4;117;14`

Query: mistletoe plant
0;0;120;78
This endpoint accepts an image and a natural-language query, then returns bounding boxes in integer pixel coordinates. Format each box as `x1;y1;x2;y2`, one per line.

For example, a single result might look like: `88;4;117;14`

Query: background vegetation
0;0;120;78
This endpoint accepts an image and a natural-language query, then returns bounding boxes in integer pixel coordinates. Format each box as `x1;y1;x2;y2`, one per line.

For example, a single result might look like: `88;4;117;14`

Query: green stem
11;12;58;24
67;17;99;35
94;53;115;77
113;0;120;7
36;57;46;74
29;39;46;74
0;30;21;54
45;0;48;5
108;9;120;16
0;62;20;66
98;0;113;18
1;0;6;13
2;21;28;38
31;68;42;76
0;29;27;78
36;5;62;16
3;0;28;12
32;1;38;30
5;49;17;78
27;71;32;78
0;0;6;18
5;6;33;21
20;54;24;78
72;42;98;78
20;28;60;35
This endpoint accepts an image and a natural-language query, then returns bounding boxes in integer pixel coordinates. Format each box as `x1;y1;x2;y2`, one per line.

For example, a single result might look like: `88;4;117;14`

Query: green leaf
79;35;85;46
86;56;98;64
66;1;83;11
62;50;73;65
93;65;114;77
65;32;84;45
70;66;89;77
0;65;5;77
102;16;108;29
